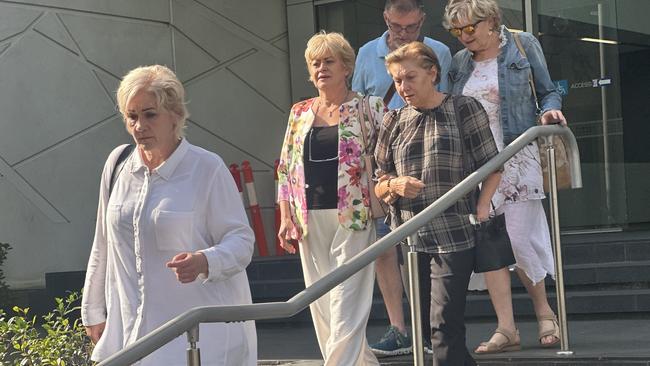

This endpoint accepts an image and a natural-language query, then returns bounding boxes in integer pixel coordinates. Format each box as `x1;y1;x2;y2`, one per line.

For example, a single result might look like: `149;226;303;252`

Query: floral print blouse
277;94;385;238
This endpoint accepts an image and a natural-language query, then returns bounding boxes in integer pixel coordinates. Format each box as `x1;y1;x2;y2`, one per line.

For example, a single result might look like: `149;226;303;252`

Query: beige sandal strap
537;313;558;322
475;328;521;353
537;314;560;339
494;327;518;343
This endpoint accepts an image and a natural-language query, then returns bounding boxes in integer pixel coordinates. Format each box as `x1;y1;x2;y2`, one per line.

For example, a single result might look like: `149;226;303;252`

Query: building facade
1;0;649;290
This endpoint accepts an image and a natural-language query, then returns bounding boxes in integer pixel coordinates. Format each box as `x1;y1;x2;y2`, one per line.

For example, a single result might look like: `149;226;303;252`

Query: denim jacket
449;28;561;144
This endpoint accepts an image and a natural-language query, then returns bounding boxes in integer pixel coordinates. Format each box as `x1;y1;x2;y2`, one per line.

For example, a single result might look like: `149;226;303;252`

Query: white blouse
463;58;545;207
82;139;257;365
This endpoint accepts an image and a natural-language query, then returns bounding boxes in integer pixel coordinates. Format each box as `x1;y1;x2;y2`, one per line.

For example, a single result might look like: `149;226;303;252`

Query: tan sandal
474;327;521;354
537;313;561;347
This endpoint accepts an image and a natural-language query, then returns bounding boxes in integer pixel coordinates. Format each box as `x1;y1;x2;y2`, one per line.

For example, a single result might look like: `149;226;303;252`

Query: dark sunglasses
448;20;483;37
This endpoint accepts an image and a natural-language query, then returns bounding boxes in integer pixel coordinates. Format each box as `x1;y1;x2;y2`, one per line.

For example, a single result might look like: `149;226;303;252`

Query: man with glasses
352;0;451;358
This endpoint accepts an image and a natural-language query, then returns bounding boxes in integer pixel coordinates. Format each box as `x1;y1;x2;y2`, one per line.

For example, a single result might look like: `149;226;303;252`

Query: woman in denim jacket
444;0;567;354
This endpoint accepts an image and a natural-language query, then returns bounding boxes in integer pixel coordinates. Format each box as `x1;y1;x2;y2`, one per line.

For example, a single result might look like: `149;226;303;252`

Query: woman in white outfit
82;65;257;365
445;0;568;353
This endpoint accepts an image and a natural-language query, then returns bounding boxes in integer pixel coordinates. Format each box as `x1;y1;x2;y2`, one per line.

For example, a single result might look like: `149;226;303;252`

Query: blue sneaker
370;326;413;357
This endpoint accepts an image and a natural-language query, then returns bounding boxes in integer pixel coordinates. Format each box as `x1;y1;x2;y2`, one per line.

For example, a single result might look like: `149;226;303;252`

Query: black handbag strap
452;97;495;214
109;144;135;198
452;97;476;212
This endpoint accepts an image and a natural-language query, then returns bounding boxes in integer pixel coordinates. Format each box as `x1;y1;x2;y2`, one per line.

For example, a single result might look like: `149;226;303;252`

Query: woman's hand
376;174;397;204
278;217;299;254
166;252;209;283
540;109;567;126
390;176;425;199
85;322;106;344
475;201;491;222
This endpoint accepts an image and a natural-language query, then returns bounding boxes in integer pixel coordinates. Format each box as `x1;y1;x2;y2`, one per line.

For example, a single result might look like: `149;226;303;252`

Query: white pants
299;209;379;366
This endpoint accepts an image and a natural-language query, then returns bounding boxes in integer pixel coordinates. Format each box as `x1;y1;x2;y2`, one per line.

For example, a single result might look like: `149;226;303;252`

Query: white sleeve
199;160;255;282
81;153;114;326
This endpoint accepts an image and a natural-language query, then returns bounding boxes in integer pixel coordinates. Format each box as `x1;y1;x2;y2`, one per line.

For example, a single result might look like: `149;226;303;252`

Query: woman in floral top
276;31;384;366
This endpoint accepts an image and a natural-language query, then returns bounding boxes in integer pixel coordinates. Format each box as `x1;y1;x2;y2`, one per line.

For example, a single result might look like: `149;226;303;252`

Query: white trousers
299;209;379;366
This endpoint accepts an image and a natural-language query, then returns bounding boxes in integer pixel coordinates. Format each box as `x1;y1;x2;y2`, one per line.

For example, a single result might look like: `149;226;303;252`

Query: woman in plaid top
374;41;502;365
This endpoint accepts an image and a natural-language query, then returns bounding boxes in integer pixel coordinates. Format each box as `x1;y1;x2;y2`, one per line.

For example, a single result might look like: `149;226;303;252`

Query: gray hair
384;0;424;14
442;0;502;29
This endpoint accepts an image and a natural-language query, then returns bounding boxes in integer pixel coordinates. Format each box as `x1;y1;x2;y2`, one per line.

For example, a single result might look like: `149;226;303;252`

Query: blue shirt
352;31;452;110
449;29;561;144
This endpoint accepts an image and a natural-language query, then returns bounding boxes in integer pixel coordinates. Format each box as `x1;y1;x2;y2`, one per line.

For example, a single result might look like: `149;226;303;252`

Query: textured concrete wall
0;0;292;288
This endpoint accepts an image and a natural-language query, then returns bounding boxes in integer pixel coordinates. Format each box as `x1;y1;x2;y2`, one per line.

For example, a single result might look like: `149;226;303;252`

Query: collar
376;31;391;59
129;138;190;180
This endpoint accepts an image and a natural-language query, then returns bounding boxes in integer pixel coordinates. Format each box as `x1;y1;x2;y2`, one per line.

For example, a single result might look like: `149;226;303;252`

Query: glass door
533;0;635;230
303;0;650;230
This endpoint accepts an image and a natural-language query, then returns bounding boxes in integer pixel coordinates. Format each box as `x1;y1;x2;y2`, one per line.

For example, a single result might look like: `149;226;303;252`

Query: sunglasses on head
448;20;483;37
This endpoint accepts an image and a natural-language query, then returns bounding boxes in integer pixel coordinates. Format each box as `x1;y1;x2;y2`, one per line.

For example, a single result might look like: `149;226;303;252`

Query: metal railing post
186;325;201;366
545;135;573;355
407;234;425;366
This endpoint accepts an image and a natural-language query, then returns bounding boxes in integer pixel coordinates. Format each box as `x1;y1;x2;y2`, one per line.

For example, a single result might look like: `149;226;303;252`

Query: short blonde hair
304;31;356;83
385;42;441;85
442;0;501;30
116;65;189;139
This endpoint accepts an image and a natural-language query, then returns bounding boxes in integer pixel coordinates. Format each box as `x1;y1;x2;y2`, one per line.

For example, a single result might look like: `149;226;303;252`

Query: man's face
384;9;424;50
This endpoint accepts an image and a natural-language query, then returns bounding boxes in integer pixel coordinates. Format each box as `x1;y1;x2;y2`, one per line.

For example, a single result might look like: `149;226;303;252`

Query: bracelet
386;178;393;193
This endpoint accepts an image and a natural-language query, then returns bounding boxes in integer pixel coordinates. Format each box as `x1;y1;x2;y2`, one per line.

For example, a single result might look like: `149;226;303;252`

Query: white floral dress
463;58;554;288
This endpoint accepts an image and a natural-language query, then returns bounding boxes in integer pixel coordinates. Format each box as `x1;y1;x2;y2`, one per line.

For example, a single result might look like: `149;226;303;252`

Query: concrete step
258;357;650;365
256;317;650;365
248;260;650;302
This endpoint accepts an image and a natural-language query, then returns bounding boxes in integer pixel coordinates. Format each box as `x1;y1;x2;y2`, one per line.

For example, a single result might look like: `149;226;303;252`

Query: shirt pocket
106;202;134;245
507;59;533;94
153;209;195;252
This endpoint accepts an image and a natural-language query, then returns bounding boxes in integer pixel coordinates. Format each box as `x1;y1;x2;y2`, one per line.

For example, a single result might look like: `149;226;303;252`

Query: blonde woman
82;65;257;365
277;31;384;366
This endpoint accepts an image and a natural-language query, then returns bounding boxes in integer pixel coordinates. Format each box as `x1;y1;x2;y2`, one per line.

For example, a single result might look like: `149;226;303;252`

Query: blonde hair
304;31;356;83
385;42;441;85
116;65;189;139
442;0;501;30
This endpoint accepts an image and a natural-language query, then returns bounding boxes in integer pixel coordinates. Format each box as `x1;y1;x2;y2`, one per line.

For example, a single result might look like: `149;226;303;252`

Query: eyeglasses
448;20;483;37
386;18;423;34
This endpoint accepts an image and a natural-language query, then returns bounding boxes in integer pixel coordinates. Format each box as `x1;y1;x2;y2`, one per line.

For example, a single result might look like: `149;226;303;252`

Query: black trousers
425;248;476;366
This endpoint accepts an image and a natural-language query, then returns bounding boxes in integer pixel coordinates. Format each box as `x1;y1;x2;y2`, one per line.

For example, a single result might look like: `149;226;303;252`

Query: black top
304;125;338;210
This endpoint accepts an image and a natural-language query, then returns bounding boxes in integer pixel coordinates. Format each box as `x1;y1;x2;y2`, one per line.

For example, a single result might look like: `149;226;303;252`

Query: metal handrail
98;125;581;366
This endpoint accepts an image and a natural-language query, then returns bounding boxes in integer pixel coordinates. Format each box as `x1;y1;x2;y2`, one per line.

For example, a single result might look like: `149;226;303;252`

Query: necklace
308;127;338;162
316;91;354;118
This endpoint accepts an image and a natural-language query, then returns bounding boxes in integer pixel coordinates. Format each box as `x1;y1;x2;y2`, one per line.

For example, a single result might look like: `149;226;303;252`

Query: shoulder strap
383;83;396;107
358;96;372;154
109;144;135;198
452;96;469;175
513;33;540;112
452;96;479;212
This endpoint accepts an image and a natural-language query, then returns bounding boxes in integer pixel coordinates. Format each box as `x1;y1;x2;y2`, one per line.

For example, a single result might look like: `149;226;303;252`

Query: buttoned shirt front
81;139;257;365
374;95;499;253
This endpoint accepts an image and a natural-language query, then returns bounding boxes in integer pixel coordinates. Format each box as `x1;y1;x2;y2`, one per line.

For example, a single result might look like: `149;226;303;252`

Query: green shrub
0;242;11;310
0;291;93;365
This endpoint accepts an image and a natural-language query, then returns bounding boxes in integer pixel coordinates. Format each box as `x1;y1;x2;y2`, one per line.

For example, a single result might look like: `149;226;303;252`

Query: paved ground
257;314;650;365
